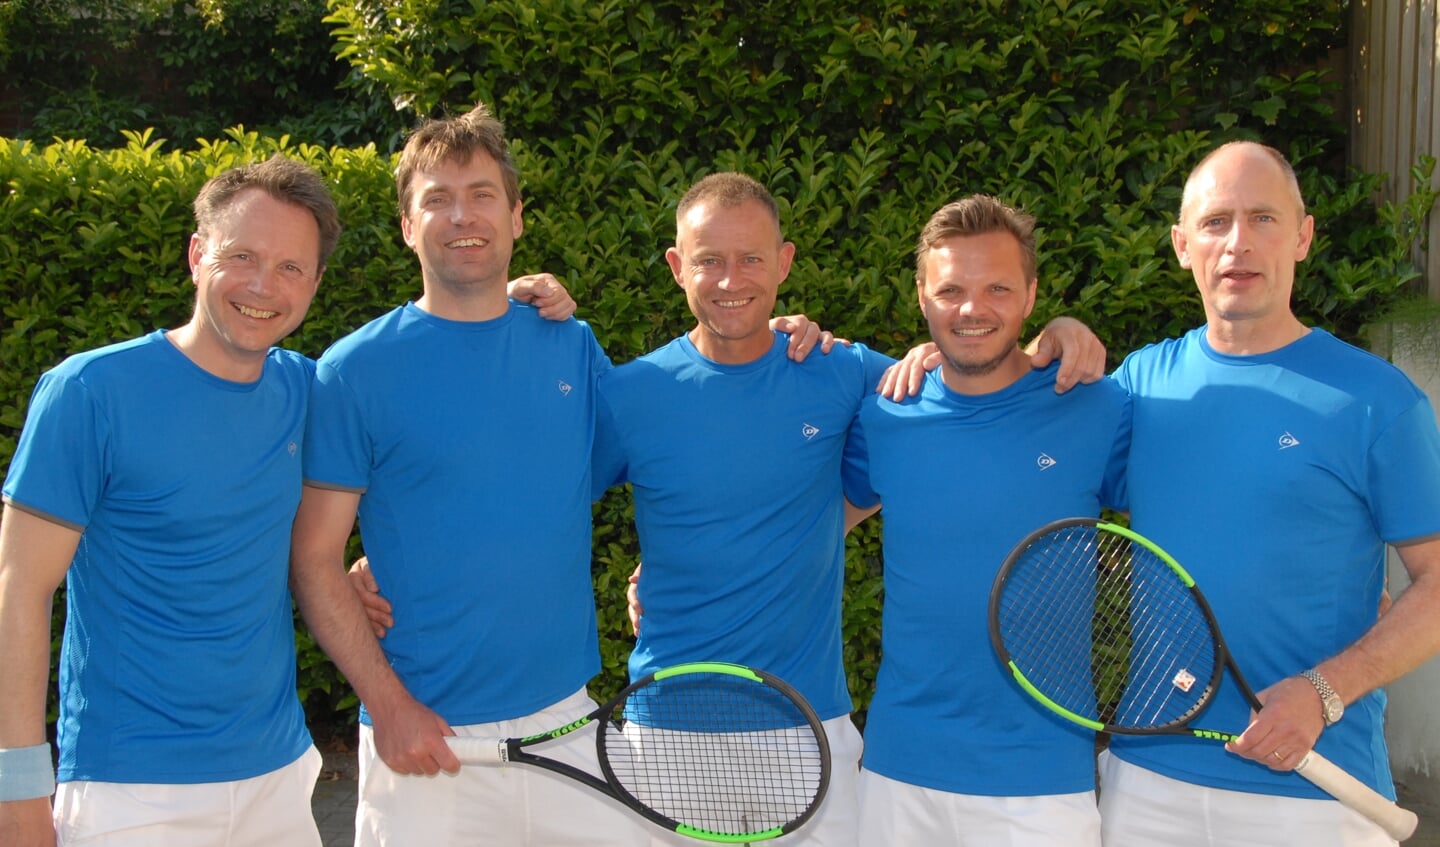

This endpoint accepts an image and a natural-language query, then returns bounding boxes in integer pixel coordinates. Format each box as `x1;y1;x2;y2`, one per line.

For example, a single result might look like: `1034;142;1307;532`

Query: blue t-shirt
3;331;313;783
593;332;893;720
842;364;1131;795
1110;326;1440;800
304;302;610;725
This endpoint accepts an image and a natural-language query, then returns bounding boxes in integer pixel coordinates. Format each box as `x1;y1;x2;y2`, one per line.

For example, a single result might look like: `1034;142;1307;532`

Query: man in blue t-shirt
1098;142;1440;846
597;175;1107;846
287;103;656;846
0;157;340;845
842;194;1130;845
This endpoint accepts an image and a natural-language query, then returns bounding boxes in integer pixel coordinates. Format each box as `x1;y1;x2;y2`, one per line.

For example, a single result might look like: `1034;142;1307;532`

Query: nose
1225;220;1253;254
449;197;476;225
247;267;277;295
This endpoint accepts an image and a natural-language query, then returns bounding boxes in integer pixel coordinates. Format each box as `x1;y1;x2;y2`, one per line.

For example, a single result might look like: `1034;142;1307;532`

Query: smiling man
0;156;339;846
593;178;1109;847
287;103;648;846
841;194;1129;845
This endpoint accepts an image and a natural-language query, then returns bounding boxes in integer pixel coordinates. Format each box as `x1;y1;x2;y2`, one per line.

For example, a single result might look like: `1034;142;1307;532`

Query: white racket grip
445;736;511;765
1294;750;1418;841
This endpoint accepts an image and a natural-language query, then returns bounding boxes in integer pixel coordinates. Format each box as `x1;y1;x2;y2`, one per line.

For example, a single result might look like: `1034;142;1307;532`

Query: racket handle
1294;751;1418;841
445;736;510;765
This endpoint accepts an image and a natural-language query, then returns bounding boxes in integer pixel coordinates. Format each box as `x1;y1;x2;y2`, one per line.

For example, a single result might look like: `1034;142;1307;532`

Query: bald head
1179;142;1306;226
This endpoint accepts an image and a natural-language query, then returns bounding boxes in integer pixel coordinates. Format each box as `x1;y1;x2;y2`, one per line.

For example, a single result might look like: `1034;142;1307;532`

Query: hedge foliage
2;0;1435;729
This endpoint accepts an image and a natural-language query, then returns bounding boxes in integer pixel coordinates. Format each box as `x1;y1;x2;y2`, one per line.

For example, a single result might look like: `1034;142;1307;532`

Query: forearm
0;506;77;750
0;577;55;748
1315;561;1440;705
290;552;414;715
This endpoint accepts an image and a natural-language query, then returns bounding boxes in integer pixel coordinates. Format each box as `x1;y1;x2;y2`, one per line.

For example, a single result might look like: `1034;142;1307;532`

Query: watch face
1325;701;1344;722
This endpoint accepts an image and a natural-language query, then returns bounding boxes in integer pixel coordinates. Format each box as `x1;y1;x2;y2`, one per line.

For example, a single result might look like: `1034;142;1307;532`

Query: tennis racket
988;517;1418;842
446;661;830;843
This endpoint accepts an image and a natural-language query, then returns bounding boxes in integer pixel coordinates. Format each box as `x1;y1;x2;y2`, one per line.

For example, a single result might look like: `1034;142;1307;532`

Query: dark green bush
2;0;1434;729
0;0;402;147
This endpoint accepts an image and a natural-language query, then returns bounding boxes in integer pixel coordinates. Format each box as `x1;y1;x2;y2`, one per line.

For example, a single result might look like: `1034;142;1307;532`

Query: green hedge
2;0;1435;731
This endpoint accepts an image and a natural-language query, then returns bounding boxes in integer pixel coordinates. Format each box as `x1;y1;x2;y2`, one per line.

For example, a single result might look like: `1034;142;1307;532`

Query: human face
1173;145;1314;333
667;199;795;364
185;189;322;380
918;230;1037;395
401;151;523;317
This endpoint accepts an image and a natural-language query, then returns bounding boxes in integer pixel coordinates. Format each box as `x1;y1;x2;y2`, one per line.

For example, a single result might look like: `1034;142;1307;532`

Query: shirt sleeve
2;370;106;530
1368;395;1440;544
301;359;372;492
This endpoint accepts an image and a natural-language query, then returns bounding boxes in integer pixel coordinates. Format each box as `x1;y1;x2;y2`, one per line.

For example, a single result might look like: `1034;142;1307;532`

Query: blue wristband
0;743;55;801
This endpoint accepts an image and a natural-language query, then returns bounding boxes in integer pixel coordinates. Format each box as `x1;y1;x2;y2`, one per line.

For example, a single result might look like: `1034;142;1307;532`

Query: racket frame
987;516;1419;842
448;661;831;844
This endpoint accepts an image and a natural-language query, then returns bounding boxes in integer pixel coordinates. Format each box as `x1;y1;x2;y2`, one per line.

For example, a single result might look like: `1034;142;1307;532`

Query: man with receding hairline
0;155;339;846
1098;140;1440;846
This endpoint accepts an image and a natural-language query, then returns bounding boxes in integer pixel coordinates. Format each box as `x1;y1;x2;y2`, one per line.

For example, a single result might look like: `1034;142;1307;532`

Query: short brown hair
193;155;341;268
676;172;781;234
915;194;1037;284
395;102;521;217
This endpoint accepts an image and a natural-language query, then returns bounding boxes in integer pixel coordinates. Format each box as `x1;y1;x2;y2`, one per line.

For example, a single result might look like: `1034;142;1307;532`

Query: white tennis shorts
857;766;1100;846
1098;750;1398;847
52;745;322;846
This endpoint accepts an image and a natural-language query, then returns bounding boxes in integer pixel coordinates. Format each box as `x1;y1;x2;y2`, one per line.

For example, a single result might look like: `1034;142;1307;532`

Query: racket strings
995;524;1220;731
602;673;824;836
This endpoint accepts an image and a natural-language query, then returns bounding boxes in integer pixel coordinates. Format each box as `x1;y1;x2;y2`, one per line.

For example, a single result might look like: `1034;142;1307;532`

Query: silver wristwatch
1301;668;1344;725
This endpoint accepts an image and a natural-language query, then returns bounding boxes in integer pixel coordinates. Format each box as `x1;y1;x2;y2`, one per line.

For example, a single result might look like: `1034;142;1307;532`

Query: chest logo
288;441;298;456
557;380;573;396
1036;452;1057;471
802;423;820;440
1278;431;1300;450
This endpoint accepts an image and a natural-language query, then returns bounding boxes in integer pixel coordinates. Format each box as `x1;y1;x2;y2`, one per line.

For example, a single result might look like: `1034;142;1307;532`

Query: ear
1294;214;1315;262
776;241;797;283
400;213;418;249
511;198;524;240
665;246;684;287
1023;278;1038;320
187;233;205;281
1171;224;1192;269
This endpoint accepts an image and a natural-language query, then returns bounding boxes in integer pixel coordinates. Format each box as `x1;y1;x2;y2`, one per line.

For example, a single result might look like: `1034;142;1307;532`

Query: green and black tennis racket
988;517;1418;842
446;662;830;843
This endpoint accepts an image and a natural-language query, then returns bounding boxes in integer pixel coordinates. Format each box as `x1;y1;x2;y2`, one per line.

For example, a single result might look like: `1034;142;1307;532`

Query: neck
1205;313;1309;356
688;327;772;365
415;277;510;322
165;325;265;383
938;348;1032;396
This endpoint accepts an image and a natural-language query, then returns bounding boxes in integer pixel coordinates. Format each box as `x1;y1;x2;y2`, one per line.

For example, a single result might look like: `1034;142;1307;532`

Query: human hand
348;556;393;639
1026;316;1106;393
876;342;939;401
627;562;643;636
770;314;845;362
0;797;56;847
1225;675;1326;772
370;697;460;776
508;273;577;321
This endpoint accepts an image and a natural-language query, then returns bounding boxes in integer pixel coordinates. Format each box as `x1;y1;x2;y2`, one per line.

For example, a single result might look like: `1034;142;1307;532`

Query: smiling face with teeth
402;151;523;320
918;230;1037;395
667;197;795;365
1173;142;1314;353
182;188;322;381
